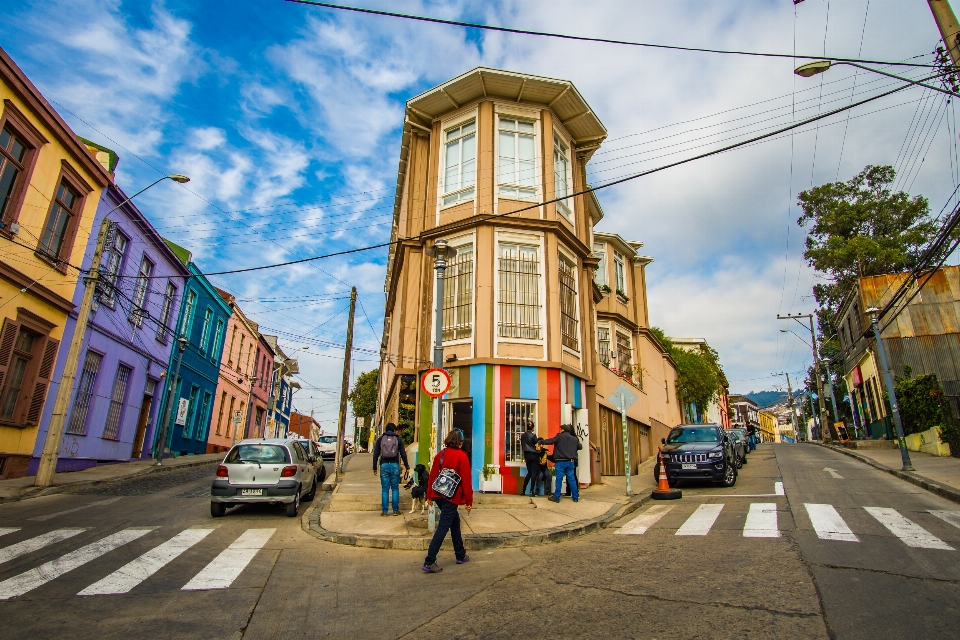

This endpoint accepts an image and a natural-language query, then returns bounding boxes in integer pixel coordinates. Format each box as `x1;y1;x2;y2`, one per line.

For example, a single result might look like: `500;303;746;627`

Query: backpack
431;450;461;499
380;433;400;459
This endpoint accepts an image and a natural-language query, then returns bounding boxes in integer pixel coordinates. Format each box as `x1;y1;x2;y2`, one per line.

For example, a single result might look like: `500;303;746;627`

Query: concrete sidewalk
0;453;223;503
304;452;657;550
821;442;960;505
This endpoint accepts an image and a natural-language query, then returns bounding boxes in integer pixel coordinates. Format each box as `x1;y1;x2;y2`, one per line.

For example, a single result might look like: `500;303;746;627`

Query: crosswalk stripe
804;504;859;542
928;510;960;531
616;505;674;535
774;482;785;495
0;528;19;538
743;503;779;538
0;528;155;600
181;528;275;591
864;507;955;550
77;528;215;596
676;504;724;536
0;528;87;565
29;498;121;521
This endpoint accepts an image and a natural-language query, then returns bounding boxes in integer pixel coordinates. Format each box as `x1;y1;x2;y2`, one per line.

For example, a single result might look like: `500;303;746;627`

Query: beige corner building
377;68;682;493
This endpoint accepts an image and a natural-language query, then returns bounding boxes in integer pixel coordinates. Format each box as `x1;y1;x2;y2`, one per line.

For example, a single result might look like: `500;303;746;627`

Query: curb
300;488;654;550
815;442;960;506
0;457;221;504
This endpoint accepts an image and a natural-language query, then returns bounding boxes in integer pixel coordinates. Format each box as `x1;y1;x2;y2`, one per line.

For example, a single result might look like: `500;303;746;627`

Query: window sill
496;336;544;345
439;197;475;211
0;419;28;429
561;345;581;358
616;295;629;305
34;251;69;274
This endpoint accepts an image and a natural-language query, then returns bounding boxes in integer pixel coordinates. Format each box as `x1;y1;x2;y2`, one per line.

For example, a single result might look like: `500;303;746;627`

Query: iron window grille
102;364;132;440
616;331;633;378
442;243;474;341
598;327;610;364
504;399;536;464
498;243;541;339
442;120;476;206
498;118;537;199
559;255;579;351
67;350;102;435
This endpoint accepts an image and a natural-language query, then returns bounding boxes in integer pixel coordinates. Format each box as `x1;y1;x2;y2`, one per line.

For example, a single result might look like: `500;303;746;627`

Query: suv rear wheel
715;460;737;487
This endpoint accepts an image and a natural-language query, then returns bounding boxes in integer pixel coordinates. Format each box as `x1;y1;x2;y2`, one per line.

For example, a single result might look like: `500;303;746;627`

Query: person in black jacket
519;420;539;495
539;424;582;502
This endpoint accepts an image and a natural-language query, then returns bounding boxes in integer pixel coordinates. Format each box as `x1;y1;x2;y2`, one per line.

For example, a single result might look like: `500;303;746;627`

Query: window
196;392;212;441
157;282;176;343
498;243;541;339
238;401;246;438
554;137;572;223
180;290;197;339
67;350;103;435
228;327;237;367
442;243;474;341
0;127;27;221
245;344;252;376
216;390;227;435
615;331;633;378
199;308;213;355
237;334;245;372
593;243;607;286
614;251;626;294
183;385;199;438
559;255;580;351
38;180;81;261
598;327;610;364
99;233;128;307
130;256;153;326
498;118;537;199
442;120;476;206
504;399;536;464
0;327;37;421
102;364;132;440
211;319;224;363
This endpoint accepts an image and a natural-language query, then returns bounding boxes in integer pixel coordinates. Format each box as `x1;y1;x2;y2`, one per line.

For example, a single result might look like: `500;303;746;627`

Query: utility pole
778;314;834;442
929;0;960;67
334;287;357;480
776;372;799;442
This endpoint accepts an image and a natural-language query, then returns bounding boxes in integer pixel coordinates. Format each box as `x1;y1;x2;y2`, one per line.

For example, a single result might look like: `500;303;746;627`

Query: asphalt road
0;446;958;639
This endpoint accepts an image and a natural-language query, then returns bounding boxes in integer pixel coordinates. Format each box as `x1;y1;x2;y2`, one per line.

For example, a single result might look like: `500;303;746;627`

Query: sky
1;0;955;426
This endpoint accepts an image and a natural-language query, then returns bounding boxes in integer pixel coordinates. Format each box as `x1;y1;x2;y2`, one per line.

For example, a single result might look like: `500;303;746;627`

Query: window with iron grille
616;331;633;377
442;243;474;341
99;232;128;307
504;399;536;464
102;364;132;440
130;256;153;326
559;254;579;351
67;350;102;435
597;327;610;364
498;243;541;339
157;282;176;343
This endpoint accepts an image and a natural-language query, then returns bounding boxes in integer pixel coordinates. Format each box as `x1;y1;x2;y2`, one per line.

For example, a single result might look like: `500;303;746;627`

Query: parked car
654;424;737;488
725;428;749;467
210;439;318;518
296;438;327;484
316;435;338;460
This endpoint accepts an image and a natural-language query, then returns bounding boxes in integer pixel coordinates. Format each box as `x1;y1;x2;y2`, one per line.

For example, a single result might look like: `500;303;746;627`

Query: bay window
442;120;476;206
498;118;536;199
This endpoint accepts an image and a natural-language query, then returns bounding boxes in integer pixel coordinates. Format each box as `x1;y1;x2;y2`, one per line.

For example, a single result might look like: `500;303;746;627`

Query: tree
348;369;378;422
652;328;724;423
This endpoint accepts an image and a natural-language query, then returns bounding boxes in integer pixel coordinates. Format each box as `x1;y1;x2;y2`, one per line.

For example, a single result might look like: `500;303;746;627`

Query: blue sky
1;0;954;422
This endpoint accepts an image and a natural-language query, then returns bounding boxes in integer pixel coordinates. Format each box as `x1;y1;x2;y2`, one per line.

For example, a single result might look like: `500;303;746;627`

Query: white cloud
189;127;227;151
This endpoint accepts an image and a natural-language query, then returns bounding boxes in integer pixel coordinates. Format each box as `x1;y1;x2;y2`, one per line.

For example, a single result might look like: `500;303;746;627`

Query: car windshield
729;430;745;438
667;427;721;444
317;436;337;444
225;444;290;464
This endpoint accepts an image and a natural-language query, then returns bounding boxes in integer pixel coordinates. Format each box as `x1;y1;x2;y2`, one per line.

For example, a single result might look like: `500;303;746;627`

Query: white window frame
504;398;537;466
554;132;574;226
593;243;607;287
131;255;153;327
494;231;546;352
496;110;540;203
614;251;626;294
440;117;477;208
597;324;611;365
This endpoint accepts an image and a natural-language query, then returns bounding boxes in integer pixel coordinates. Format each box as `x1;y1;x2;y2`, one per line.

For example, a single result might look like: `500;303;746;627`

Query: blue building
261;334;298;438
152;242;232;457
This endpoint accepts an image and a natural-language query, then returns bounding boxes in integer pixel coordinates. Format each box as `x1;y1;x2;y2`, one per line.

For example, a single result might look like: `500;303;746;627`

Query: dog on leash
408;463;429;514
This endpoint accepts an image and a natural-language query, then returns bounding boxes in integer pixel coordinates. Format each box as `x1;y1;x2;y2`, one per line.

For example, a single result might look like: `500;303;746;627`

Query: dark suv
655;424;737;487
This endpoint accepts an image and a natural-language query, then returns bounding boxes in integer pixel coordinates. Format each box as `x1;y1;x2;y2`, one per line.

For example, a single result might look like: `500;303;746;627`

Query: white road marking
78;528;215;596
775;482;785;496
0;528;155;600
743;503;779;538
864;507;954;550
0;528;87;565
0;528;19;538
181;528;275;591
804;504;859;542
616;505;674;535
29;497;121;521
928;510;960;531
823;467;843;479
676;504;724;536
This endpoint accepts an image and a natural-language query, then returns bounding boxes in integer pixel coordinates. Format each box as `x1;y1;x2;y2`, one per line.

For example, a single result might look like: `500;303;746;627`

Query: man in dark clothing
519;420;539;495
372;423;410;516
745;423;757;451
539;424;582;502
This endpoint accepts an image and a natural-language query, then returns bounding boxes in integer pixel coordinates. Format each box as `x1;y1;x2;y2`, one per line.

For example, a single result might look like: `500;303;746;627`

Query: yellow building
0;47;111;478
758;410;777;443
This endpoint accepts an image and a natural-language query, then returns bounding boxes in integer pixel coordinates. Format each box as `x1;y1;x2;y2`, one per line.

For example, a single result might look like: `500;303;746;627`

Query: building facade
729;395;761;433
669;337;731;430
152;243;231;457
376;68;682;493
249;334;274;439
207;288;258;453
758;410;777;443
31;180;190;473
262;334;297;438
0;47;112;478
288;412;320;440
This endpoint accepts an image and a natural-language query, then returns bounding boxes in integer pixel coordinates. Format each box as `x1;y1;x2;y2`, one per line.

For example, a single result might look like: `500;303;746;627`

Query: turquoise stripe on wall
470;364;486;490
519;367;538;400
573;378;582;408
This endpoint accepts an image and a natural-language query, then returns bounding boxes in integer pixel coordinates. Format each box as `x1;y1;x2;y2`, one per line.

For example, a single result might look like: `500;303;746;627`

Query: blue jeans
748;434;757;451
553;460;579;501
379;461;400;513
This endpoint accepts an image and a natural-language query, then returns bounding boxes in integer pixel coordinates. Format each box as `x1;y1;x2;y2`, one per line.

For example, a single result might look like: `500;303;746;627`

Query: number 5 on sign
422;368;451;398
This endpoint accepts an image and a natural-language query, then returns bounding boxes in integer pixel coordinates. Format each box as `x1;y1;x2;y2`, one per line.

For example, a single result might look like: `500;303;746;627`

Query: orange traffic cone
651;449;681;500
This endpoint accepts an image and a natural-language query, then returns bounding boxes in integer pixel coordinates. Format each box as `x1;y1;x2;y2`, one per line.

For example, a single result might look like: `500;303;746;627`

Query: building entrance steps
304;450;660;549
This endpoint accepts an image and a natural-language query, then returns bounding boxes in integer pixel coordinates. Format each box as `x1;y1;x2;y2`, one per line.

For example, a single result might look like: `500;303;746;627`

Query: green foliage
649;327;673;352
894;368;946;436
347;369;378;419
652;328;723;423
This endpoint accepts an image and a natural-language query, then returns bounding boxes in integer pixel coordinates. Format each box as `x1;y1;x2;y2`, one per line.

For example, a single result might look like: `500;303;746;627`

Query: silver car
210;439;318;518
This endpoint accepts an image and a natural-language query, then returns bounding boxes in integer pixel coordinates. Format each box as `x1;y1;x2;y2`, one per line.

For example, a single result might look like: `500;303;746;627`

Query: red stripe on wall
547;368;561;437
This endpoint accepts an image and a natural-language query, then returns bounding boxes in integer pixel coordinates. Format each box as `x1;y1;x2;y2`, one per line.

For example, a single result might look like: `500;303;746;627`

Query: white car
316;435;339;460
210;438;318;518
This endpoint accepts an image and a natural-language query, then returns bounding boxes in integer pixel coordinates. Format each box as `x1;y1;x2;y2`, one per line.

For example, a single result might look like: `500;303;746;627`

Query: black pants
534;465;551;495
522;452;540;494
424;499;466;565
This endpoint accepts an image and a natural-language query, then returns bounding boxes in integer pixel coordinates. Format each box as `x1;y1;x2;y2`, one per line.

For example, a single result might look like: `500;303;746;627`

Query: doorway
447;400;473;465
131;395;152;459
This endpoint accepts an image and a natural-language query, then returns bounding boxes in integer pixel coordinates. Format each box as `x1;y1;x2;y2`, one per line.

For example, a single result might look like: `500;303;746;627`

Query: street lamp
865;307;914;471
794;60;957;97
779;328;811;349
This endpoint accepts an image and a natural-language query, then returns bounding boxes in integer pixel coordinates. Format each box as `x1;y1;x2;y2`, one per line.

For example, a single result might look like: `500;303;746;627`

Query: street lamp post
778;314;833;442
866;308;915;472
794;60;958;97
156;337;189;465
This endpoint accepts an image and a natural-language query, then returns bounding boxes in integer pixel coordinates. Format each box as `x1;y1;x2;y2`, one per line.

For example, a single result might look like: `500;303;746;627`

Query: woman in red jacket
422;429;473;573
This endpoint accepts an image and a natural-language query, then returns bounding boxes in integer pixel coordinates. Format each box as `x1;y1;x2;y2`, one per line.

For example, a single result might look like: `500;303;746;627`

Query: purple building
29;170;190;473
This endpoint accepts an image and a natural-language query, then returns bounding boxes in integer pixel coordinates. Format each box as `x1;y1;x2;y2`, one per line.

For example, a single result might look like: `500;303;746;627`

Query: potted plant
598;284;612;295
480;464;502;493
616;288;630;302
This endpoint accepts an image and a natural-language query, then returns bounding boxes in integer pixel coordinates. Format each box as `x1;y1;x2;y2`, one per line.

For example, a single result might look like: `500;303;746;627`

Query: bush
895;372;943;435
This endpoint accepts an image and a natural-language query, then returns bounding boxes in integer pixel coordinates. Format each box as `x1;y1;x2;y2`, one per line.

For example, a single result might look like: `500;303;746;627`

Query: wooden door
131;394;152;458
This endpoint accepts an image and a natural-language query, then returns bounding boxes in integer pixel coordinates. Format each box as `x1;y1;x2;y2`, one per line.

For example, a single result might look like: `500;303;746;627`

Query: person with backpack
539;423;582;503
422;429;473;573
373;423;410;516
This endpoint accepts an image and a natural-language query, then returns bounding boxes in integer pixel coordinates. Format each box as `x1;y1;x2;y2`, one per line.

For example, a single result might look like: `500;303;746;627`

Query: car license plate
241;488;263;496
681;463;697;470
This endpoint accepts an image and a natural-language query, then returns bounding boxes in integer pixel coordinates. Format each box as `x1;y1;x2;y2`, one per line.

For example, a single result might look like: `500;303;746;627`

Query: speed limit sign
421;368;451;398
